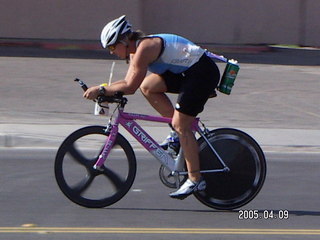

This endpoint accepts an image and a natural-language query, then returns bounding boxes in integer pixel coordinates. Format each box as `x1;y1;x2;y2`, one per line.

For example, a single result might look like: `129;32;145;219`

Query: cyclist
84;15;220;199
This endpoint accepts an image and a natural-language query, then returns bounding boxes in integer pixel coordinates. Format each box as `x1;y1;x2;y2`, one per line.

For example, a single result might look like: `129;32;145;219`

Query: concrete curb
0;38;274;54
1;125;319;153
1;38;319;54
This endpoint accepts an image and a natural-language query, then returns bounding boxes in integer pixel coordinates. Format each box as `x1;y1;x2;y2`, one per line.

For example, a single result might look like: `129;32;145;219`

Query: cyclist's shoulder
134;37;162;64
137;36;162;50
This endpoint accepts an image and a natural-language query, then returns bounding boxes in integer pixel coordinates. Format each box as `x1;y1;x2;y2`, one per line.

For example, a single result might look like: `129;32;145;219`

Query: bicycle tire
194;128;266;210
54;125;136;208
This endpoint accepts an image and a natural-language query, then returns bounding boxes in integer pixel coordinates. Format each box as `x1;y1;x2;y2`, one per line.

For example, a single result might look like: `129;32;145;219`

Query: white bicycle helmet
100;15;132;48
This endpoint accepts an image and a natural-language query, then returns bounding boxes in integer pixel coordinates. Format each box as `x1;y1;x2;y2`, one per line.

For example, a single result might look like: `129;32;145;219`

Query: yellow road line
0;227;320;235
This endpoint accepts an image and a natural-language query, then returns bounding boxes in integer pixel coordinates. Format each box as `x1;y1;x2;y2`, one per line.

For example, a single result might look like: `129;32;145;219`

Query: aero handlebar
74;78;126;105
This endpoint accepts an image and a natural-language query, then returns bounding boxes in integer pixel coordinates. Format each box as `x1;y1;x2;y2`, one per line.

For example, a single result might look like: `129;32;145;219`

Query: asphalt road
0;149;319;240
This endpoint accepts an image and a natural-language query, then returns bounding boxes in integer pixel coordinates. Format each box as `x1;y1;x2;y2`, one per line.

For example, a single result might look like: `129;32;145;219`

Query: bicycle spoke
55;126;136;208
72;173;94;195
103;167;126;190
68;143;91;166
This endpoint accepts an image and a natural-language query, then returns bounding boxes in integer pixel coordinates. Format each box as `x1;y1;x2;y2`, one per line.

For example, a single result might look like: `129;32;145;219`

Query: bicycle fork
93;122;118;171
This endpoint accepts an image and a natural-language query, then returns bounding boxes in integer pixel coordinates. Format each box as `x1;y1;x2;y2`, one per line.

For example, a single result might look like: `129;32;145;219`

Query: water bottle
218;59;240;95
94;83;109;116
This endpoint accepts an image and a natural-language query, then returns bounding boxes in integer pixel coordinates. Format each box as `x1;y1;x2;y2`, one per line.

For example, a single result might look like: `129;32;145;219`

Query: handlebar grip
74;78;88;91
97;92;125;104
74;78;126;105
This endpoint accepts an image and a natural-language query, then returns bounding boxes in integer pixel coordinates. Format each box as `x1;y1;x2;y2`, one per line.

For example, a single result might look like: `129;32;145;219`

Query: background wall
0;0;319;46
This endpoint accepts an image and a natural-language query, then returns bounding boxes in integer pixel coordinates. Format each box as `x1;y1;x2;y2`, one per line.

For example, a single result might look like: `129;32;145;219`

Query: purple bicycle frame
93;109;200;171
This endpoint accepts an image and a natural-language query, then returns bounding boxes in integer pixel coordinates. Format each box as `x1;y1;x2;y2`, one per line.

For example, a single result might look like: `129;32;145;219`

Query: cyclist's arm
107;59;148;95
108;38;160;94
84;38;161;99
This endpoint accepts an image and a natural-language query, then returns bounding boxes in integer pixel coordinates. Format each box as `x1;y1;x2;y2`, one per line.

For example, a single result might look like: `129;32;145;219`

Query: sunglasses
107;44;117;52
107;40;127;52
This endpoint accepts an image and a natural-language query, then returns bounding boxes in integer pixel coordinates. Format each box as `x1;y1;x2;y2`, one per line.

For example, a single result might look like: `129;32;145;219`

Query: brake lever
74;78;88;91
74;78;124;104
74;78;96;102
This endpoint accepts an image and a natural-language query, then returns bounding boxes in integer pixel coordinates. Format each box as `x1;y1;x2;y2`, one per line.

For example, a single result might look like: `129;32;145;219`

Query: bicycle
54;79;266;210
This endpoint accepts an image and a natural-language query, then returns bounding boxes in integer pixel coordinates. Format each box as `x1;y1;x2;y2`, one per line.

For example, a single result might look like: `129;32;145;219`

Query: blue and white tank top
144;34;206;74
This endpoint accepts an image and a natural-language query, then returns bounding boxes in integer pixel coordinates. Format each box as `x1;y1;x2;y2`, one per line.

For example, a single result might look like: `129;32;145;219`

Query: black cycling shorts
161;54;220;116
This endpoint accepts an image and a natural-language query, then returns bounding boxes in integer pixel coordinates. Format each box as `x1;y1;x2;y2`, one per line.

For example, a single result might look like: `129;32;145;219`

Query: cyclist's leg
171;110;201;181
140;73;174;118
169;55;220;199
169;110;207;199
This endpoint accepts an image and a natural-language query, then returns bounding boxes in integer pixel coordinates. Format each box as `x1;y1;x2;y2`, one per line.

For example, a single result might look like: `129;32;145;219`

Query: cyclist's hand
83;86;100;100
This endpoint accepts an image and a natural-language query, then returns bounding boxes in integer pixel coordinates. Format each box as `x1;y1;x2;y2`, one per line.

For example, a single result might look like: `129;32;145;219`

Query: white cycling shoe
169;178;206;200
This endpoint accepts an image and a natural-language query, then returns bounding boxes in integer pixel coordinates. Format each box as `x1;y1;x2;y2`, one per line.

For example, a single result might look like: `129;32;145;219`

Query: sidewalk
0;123;319;153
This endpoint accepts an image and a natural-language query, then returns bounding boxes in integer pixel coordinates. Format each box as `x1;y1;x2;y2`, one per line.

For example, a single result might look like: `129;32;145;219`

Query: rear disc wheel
194;128;266;210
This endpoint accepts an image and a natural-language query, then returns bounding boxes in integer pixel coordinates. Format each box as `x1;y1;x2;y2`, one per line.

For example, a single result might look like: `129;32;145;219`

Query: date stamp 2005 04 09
238;210;289;220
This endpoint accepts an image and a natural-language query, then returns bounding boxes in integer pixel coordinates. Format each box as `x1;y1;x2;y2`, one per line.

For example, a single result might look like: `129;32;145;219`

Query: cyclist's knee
139;80;151;96
140;85;149;96
140;74;166;96
172;123;186;137
171;112;194;137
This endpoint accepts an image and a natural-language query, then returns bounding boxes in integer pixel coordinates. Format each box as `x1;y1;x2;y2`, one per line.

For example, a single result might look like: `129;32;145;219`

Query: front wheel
194;128;266;210
54;126;136;208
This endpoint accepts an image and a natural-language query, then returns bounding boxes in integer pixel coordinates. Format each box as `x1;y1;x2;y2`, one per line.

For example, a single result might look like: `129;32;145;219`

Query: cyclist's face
108;42;127;59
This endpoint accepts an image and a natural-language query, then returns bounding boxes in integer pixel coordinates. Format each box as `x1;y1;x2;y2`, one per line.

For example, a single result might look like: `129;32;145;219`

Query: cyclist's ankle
189;175;202;183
